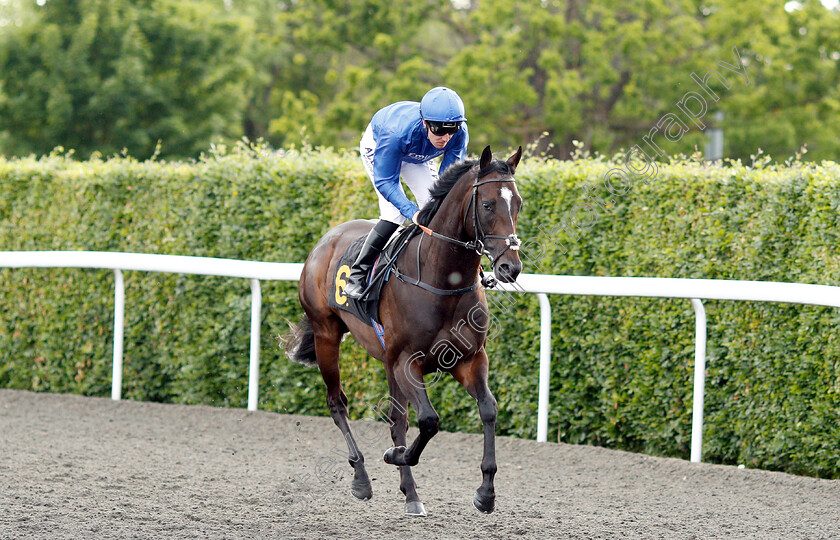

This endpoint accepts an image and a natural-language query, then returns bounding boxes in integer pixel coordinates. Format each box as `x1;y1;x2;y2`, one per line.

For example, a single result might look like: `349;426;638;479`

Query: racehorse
284;145;523;516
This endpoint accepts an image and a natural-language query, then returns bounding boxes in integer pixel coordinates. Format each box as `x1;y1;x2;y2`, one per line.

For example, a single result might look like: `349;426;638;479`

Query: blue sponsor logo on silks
407;152;440;161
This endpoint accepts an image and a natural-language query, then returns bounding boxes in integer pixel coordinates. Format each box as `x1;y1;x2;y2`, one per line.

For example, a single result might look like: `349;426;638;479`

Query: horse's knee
326;396;337;414
418;412;439;437
478;397;497;424
326;394;349;418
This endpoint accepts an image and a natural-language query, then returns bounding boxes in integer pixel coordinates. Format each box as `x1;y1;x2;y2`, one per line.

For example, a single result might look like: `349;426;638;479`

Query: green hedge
1;144;839;478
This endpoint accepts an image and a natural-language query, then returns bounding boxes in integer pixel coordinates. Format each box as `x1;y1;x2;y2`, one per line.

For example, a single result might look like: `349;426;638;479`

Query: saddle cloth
327;225;418;331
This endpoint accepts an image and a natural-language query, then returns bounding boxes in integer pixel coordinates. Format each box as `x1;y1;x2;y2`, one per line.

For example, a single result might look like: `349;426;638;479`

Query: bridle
464;175;522;263
416;171;521;265
410;169;521;289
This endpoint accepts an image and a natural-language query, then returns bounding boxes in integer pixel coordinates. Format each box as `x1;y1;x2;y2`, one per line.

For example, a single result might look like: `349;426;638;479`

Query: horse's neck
418;176;481;287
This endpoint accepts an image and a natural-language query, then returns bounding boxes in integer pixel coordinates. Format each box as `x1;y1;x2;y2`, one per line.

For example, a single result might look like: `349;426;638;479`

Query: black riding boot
344;220;399;299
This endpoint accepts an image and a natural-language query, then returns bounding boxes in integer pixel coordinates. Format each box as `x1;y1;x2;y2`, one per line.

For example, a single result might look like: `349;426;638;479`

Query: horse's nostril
495;261;522;283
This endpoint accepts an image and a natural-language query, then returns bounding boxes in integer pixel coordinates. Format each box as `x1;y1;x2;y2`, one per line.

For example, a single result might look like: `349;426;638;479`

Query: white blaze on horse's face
500;187;514;225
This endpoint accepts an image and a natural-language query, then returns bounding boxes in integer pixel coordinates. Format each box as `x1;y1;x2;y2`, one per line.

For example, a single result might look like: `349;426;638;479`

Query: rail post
111;269;125;401
690;298;707;463
536;293;551;442
248;279;262;411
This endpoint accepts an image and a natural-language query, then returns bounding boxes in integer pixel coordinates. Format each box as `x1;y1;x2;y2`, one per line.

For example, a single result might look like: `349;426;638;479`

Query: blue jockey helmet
420;87;467;123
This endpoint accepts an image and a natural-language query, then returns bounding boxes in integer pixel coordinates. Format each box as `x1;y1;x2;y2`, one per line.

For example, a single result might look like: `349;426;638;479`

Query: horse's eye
482;202;494;211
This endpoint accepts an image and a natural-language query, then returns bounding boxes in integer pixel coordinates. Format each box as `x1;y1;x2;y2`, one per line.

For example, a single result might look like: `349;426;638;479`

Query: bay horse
285;145;523;516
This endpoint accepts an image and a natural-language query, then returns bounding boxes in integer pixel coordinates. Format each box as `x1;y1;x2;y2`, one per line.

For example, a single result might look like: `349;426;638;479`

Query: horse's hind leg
384;369;425;516
313;319;372;501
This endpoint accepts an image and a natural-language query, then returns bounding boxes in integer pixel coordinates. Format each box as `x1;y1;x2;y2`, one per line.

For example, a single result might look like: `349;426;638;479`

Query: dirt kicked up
1;389;838;539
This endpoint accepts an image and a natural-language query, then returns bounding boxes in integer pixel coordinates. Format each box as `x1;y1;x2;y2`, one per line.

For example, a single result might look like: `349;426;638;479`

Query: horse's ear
479;145;492;171
507;146;523;172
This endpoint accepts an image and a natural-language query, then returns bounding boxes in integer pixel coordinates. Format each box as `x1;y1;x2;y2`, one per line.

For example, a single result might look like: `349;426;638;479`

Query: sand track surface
1;389;838;539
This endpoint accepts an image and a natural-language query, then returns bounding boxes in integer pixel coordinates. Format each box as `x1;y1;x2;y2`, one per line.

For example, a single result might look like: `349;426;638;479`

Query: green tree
437;0;718;157
0;0;253;159
234;0;455;149
233;0;342;148
703;0;840;162
3;0;839;161
237;0;840;162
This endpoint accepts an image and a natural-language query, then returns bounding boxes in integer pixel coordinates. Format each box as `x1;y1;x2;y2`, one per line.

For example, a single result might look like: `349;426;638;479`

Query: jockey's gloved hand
413;210;435;237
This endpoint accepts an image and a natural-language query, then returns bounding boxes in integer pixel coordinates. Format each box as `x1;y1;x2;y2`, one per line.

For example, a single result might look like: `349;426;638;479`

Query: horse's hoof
351;482;372;501
472;492;495;514
383;446;406;466
405;501;427;517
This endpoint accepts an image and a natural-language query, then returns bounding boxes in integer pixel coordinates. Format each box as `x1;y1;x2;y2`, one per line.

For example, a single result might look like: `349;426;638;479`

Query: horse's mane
416;158;514;226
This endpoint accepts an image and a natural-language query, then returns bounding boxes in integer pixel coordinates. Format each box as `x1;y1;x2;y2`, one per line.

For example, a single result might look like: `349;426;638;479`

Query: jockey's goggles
426;120;461;136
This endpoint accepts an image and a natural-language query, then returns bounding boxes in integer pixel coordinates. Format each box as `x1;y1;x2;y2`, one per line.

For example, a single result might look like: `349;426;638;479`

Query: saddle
328;224;420;336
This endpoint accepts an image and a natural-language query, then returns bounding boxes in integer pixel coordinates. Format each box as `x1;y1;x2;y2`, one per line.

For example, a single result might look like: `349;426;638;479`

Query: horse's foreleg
473;384;498;513
383;356;439;469
453;351;497;514
314;328;372;501
384;368;425;516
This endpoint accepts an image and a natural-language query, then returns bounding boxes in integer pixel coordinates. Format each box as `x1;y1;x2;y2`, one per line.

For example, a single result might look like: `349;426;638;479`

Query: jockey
344;86;469;299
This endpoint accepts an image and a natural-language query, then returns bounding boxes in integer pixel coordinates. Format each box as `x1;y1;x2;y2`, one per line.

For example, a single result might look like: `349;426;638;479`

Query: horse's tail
281;315;318;366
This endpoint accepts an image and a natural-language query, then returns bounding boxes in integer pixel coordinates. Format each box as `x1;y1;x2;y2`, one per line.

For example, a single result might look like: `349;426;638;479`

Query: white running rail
4;251;840;463
0;251;303;412
495;275;840;461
